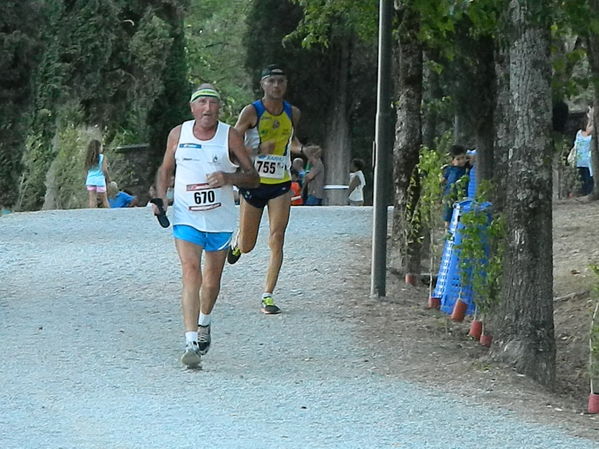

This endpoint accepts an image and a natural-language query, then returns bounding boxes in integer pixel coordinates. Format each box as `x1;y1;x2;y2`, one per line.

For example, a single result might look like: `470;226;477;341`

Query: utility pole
370;0;393;297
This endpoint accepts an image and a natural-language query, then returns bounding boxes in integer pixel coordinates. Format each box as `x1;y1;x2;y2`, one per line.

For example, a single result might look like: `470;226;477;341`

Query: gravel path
1;207;597;449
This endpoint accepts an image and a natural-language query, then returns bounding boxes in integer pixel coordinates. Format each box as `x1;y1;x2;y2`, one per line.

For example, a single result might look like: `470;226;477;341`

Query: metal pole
371;0;393;297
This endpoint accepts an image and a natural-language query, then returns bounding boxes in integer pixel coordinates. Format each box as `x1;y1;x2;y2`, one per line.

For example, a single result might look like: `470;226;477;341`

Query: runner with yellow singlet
228;64;304;314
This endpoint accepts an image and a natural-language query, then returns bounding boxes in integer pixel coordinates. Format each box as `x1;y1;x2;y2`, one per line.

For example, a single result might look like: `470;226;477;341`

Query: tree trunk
449;24;495;182
323;39;352;205
585;13;599;200
390;4;423;276
492;0;556;387
492;44;510;212
422;50;444;149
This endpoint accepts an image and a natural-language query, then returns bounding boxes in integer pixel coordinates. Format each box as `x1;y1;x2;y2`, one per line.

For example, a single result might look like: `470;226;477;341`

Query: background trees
0;0;190;210
0;1;46;208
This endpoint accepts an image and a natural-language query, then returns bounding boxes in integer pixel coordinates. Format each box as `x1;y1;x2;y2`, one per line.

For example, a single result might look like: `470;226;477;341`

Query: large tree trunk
492;0;556;387
422;50;444;149
585;6;599;200
492;44;510;212
323;39;352;205
390;3;423;276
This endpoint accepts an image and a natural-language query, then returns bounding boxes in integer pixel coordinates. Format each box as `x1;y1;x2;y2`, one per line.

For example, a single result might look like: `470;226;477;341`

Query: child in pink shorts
84;139;110;208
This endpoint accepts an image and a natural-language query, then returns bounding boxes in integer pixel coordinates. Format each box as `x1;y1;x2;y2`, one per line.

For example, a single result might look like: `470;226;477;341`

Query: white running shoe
198;324;211;355
181;341;201;368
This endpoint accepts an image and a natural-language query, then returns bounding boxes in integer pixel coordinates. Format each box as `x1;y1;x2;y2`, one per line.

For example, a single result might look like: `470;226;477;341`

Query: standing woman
573;116;594;196
84;139;110;208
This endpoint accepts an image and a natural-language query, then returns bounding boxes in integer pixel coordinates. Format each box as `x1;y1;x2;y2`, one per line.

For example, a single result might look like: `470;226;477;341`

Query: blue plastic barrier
467;163;477;199
432;200;491;317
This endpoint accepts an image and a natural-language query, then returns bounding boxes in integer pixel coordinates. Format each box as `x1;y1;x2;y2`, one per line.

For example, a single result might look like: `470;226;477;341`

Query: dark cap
261;64;286;79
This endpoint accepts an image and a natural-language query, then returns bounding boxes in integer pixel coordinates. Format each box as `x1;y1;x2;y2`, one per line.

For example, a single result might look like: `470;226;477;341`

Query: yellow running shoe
227;245;241;264
261;295;281;314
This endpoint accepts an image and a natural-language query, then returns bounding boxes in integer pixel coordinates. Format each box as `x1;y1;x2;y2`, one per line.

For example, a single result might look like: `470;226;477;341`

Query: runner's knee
181;260;201;282
268;230;285;251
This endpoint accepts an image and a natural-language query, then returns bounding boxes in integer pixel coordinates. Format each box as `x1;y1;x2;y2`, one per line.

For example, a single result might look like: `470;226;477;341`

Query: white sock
262;292;273;299
198;313;211;327
185;331;198;344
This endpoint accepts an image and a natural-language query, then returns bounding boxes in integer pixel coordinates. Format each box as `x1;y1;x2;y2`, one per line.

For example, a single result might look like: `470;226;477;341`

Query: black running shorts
239;181;291;209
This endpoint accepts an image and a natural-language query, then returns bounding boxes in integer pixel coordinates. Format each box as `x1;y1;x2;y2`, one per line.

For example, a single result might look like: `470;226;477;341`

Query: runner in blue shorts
152;83;259;368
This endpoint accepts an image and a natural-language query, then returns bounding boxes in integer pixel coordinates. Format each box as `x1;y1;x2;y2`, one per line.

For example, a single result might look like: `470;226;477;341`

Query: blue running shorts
173;225;232;252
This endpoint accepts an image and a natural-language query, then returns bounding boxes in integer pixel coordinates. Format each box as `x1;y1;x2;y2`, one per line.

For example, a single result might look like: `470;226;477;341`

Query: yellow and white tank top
173;120;238;232
244;100;294;185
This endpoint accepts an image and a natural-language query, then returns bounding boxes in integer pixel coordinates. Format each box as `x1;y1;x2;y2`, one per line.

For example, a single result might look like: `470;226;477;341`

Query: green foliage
413;132;454;234
413;0;505;58
443;173;469;212
457;180;506;318
126;13;174;135
146;20;189;166
16;0;191;209
287;0;505;53
288;0;378;47
19;0;121;210
47;124;97;209
414;143;447;292
0;1;46;207
186;0;253;123
417;146;445;229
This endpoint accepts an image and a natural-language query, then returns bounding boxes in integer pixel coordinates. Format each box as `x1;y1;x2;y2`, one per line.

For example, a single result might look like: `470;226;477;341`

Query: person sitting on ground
441;144;468;227
107;181;138;208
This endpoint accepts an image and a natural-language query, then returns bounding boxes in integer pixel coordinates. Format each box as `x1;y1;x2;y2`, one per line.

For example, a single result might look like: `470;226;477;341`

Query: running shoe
181;341;201;368
227;245;241;264
197;324;211;355
261;296;281;314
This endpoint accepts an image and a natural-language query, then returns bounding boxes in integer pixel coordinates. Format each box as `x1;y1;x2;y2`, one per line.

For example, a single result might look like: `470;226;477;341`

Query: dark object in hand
150;198;170;228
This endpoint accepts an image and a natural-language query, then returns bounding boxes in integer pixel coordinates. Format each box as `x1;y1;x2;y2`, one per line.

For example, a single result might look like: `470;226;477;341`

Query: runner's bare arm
154;126;180;212
233;104;261;155
348;174;360;195
234;103;278;155
207;128;259;189
234;104;257;135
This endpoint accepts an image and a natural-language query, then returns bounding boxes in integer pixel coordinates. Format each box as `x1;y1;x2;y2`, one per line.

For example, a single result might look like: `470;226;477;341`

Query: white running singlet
173;120;238;232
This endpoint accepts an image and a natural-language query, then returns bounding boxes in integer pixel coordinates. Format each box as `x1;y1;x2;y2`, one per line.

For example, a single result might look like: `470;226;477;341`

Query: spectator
441;144;468;227
303;145;325;206
292;157;306;186
571;116;594;196
107;181;138;208
347;158;366;206
290;170;303;205
84;139;110;208
146;185;157;207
